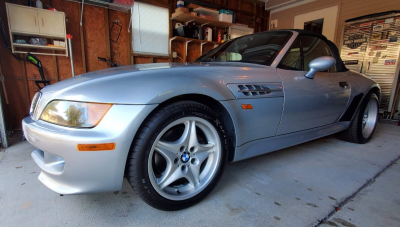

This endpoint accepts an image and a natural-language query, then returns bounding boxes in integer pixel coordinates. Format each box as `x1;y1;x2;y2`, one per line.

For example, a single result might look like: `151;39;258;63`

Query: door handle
41;18;44;26
34;16;37;26
339;82;348;88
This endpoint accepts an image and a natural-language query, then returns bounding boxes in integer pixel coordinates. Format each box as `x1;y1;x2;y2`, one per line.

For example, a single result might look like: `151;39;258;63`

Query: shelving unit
171;12;234;28
6;3;68;56
12;43;67;56
13;43;66;50
170;11;233;62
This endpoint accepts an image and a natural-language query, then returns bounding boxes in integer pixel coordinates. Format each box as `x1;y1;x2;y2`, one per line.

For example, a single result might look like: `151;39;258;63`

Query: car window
195;31;292;66
278;38;302;70
301;35;336;72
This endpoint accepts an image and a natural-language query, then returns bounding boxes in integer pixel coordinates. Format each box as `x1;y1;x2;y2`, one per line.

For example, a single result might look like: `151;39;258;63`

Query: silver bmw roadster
23;29;380;210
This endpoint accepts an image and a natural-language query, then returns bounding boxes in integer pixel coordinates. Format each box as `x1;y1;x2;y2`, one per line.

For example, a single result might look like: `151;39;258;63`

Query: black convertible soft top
269;29;348;72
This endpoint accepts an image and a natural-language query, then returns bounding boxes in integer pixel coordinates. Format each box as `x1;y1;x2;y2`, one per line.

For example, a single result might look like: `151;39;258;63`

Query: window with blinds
131;2;169;56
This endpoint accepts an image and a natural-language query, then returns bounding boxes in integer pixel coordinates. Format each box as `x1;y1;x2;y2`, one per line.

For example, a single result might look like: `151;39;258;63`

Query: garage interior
0;0;399;226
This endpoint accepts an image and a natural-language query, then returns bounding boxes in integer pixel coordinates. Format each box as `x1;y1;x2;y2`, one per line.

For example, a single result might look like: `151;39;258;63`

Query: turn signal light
77;143;116;151
241;104;253;109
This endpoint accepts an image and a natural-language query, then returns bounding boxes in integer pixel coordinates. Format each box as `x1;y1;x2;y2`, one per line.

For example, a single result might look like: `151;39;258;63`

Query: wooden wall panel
25;55;55;81
134;57;151;64
83;5;108;72
109;10;129;66
4;80;28;130
154;58;170;63
52;0;84;80
187;43;200;62
241;1;253;13
171;41;185;62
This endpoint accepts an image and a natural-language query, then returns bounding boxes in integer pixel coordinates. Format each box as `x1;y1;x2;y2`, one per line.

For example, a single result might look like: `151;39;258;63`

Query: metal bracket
185;40;192;61
200;42;207;55
185;19;195;25
169;37;177;56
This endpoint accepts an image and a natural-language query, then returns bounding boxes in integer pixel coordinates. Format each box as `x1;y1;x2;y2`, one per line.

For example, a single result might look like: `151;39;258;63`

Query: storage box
175;7;189;13
193;7;218;20
219;9;233;23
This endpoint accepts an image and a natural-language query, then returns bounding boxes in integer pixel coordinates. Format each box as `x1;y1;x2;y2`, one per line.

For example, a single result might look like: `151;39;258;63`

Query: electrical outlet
172;52;177;58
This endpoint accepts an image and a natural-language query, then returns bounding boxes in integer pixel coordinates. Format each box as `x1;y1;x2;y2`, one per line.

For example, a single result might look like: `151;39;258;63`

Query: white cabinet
38;10;66;37
6;3;68;56
8;5;39;34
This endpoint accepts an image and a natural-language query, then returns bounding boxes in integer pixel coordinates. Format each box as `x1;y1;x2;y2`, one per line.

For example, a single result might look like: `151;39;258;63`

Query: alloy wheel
148;117;221;200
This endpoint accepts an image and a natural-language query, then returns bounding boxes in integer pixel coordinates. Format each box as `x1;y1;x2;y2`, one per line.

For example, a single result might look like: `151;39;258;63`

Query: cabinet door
38;10;65;37
7;4;39;34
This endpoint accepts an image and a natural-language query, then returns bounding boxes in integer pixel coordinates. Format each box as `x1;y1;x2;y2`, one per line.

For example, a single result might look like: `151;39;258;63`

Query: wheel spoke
156;141;178;164
186;166;199;187
195;143;214;163
188;121;199;149
158;165;181;189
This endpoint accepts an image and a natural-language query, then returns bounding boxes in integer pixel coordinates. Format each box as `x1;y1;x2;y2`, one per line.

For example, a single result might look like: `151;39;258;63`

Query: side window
301;35;336;72
278;38;302;71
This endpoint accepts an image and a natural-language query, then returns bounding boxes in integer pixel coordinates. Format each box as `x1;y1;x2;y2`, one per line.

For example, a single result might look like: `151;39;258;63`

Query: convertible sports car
23;29;380;210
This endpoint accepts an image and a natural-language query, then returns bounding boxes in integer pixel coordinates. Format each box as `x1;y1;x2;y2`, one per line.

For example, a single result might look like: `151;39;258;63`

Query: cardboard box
175;7;189;13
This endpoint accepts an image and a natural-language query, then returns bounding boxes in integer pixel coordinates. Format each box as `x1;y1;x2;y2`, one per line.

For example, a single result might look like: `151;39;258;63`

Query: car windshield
195;31;292;66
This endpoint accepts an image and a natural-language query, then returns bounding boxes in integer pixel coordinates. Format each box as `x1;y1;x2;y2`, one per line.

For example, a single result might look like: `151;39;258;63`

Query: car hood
35;62;279;113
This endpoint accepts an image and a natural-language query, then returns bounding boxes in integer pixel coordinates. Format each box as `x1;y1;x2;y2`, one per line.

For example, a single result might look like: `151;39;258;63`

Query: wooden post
53;54;59;82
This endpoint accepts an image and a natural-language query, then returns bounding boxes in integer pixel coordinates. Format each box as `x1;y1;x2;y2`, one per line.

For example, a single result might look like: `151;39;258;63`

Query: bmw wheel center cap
181;152;190;163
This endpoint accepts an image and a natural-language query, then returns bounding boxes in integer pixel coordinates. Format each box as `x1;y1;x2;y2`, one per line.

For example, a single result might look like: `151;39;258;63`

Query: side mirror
305;56;336;79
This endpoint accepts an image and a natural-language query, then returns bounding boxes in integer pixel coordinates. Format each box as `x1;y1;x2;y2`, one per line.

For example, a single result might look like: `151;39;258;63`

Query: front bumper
23;104;157;194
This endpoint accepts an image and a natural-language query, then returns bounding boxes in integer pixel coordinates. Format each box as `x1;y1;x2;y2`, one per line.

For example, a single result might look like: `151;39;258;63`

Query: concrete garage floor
0;124;399;227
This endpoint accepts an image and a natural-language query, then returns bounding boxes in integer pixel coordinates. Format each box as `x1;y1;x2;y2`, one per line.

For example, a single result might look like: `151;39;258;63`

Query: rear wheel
338;93;379;144
127;101;228;210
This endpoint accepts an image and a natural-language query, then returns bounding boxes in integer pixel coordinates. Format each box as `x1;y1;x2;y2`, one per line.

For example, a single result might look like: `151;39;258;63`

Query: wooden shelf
13;43;67;51
171;12;234;28
170;36;220;44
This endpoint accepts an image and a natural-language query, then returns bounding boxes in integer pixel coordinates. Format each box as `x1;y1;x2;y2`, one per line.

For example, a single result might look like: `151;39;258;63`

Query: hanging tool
26;53;50;90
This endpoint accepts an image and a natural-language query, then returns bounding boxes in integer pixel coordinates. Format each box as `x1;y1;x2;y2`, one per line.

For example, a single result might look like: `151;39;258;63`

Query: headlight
40;101;112;128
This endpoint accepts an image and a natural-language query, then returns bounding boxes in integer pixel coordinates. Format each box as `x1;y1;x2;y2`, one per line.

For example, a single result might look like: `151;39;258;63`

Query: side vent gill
238;85;269;96
227;83;284;99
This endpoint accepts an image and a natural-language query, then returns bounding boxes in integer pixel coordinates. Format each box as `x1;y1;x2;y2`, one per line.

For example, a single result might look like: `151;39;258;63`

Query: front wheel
338;93;379;144
126;101;228;210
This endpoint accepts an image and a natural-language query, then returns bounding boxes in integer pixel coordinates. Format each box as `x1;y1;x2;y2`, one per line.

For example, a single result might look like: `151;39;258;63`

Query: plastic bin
193;7;218;20
219;9;233;23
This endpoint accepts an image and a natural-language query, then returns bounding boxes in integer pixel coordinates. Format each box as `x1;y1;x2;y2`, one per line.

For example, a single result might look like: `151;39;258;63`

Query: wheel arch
339;85;381;122
126;94;237;176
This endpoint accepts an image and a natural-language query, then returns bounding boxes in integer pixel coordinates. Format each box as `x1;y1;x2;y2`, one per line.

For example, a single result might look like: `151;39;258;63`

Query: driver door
276;35;351;135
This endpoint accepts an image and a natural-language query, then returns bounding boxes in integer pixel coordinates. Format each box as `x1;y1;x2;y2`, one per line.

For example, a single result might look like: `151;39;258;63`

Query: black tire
338;92;379;144
126;101;228;211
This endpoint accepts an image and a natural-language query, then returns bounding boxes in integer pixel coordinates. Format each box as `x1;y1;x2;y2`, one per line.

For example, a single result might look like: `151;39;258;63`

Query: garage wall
0;0;269;131
270;0;400;46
